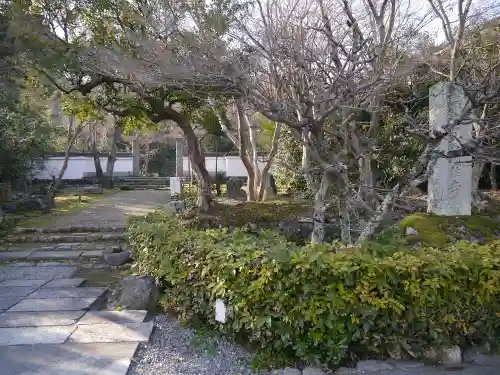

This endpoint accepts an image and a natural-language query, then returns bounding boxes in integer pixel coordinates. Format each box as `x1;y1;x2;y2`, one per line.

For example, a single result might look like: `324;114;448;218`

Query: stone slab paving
43;278;86;287
78;310;147;325
8;297;99;312
68;321;155;343
0;265;78;280
28;250;83;259
0;325;77;345
0;311;85;327
0;251;34;260
81;250;108;257
0;297;22;310
0;286;39;297
0;279;50;287
0;342;139;375
10;262;36;267
0;190;168;374
28;287;107;299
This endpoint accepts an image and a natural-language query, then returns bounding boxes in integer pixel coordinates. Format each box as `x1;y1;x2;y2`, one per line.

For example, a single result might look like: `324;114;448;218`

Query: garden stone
163;200;185;215
273;368;301;375
356;360;394;372
104;250;132;266
405;227;418;236
107;275;158;311
424;345;462;365
334;368;358;375
388;360;426;370
303;367;326;375
463;346;500;366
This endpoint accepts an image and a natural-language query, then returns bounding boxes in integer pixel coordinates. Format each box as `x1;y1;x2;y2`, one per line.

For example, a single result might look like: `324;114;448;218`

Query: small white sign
215;299;226;323
170;177;182;195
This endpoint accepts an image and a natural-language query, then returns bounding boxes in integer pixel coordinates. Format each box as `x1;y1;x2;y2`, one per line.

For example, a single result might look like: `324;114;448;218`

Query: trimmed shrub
127;212;500;365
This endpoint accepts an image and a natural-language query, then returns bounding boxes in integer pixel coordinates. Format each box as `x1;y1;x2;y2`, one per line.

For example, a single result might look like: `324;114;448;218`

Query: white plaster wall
32;156;134;179
182;156;268;177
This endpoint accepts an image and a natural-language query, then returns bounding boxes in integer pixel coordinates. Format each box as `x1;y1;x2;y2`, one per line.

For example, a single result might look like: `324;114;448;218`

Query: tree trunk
356;183;401;245
358;155;374;202
311;171;330;244
55;117;82;189
491;164;497;190
106;125;120;178
91;122;103;180
178;119;213;211
472;162;485;205
301;126;313;195
235;99;257;201
258;122;282;201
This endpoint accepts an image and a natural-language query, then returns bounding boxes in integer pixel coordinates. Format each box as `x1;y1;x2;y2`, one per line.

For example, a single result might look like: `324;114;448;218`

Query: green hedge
127;212;500;364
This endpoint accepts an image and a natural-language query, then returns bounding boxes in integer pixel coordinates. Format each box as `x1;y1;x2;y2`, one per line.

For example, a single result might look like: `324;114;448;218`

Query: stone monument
427;82;472;216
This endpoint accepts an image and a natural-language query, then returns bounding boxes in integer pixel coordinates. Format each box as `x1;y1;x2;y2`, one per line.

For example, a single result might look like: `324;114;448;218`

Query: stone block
27;287;107;299
0;325;76;346
8;297;98;312
67;321;154;343
0;311;85;327
42;278;86;288
78;310;147;325
0;286;38;298
28;251;83;260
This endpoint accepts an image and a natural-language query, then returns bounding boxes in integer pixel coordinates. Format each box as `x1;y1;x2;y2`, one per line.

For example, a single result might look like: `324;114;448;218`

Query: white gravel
127;314;265;375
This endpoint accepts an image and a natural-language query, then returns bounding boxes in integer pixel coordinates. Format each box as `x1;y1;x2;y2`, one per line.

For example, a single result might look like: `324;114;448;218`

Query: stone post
131;133;140;177
428;82;473;216
175;138;184;178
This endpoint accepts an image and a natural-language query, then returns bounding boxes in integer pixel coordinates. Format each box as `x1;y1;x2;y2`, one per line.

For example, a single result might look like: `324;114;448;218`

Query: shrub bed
127;212;500;365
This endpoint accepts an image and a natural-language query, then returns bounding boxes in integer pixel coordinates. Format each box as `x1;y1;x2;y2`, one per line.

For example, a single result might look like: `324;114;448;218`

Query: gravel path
44;190;171;229
127;314;263;375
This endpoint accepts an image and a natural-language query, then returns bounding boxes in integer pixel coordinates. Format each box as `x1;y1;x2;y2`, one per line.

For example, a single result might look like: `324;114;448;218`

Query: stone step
12;226;125;235
1;232;125;244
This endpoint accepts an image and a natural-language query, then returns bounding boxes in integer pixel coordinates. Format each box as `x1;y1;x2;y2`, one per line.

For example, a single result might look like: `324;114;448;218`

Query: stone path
0;190;169;375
